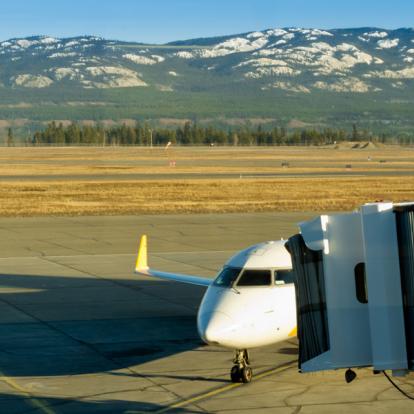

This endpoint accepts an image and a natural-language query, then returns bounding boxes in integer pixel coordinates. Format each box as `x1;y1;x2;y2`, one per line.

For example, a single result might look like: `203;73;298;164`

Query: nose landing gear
230;349;252;383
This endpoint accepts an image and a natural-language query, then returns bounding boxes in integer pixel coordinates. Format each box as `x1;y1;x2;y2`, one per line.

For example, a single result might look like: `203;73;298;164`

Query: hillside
0;27;414;136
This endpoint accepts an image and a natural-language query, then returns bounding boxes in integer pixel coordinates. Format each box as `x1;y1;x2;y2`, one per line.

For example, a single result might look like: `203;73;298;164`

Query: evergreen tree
351;124;359;142
22;120;394;147
182;121;192;145
7;128;14;147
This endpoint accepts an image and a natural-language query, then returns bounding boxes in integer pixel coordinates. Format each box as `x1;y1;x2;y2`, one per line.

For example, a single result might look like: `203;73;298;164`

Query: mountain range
1;27;414;135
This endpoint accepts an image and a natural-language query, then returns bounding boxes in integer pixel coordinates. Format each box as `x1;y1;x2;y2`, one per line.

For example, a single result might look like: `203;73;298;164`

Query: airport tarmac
0;213;413;413
2;170;414;182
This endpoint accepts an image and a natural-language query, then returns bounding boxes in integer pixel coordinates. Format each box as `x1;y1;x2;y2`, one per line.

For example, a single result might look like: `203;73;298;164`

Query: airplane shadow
0;272;208;378
0;392;197;414
110;370;229;383
278;347;299;355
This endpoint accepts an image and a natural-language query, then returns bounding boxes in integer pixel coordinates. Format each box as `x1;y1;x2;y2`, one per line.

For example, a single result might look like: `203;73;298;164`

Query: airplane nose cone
198;311;234;345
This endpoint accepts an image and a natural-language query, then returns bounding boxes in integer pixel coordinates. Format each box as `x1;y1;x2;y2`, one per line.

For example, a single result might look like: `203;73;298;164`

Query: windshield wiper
231;284;241;295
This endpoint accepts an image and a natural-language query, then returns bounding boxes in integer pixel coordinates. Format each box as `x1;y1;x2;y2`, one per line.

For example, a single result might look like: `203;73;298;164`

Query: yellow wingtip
136;234;148;271
288;326;297;337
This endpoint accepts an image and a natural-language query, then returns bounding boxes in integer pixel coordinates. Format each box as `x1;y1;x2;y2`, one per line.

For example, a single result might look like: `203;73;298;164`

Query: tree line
9;121;401;147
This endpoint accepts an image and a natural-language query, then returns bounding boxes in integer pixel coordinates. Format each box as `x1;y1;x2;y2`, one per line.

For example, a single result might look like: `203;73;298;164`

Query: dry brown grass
1;145;414;176
1;176;414;217
1;146;414;216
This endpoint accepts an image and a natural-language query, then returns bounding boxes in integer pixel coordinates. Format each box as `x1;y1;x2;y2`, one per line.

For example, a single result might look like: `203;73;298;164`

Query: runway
0;213;413;413
1;169;414;182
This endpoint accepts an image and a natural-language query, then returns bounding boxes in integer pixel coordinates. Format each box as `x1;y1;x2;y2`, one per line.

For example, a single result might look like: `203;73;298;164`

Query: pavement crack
0;226;20;235
152;253;218;273
25;245;46;257
373;383;395;401
38;239;89;255
284;385;310;406
73;385;159;400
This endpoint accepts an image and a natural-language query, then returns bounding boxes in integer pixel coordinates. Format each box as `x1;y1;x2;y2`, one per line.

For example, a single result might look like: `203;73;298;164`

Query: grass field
2;145;414;216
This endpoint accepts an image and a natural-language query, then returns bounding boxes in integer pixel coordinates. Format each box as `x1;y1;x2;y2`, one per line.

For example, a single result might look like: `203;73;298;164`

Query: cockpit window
275;269;295;285
236;269;271;286
213;267;242;287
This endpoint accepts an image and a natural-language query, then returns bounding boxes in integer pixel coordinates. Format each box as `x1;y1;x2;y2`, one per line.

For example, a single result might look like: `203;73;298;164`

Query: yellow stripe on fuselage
288;326;297;337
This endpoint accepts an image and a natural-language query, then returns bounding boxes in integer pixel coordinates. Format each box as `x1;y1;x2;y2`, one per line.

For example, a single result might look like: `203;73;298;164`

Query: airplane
135;235;297;383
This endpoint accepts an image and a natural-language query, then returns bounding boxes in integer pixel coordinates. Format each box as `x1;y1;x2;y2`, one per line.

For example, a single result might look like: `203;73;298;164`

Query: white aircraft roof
226;240;292;269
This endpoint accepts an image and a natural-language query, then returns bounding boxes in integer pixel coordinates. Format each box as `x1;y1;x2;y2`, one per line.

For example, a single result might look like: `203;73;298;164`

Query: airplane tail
135;234;148;272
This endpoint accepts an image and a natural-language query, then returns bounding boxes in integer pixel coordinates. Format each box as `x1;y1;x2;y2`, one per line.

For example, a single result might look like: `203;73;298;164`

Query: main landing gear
230;349;252;383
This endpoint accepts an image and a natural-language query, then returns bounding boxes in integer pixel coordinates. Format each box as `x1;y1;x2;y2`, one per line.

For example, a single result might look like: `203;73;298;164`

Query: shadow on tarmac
0;272;206;378
278;347;299;355
0;392;197;414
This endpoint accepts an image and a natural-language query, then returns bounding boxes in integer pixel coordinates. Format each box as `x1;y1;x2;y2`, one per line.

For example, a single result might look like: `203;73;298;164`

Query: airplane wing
135;235;213;287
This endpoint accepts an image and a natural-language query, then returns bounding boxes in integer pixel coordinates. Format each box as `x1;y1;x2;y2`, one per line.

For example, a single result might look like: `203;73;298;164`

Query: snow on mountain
377;38;399;49
237;58;289;68
366;67;414;79
64;40;80;48
13;74;54;88
123;53;165;65
246;32;264;39
15;39;36;48
359;31;388;42
83;66;147;88
246;66;301;78
266;29;288;37
264;81;310;93
175;35;270;59
53;67;79;81
0;29;413;93
246;41;376;77
40;37;58;44
314;78;373;93
49;52;78;59
281;33;295;41
175;51;193;59
365;31;388;38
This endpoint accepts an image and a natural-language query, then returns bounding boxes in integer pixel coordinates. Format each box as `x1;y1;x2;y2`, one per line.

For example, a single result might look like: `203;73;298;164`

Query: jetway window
354;263;368;304
237;269;271;286
275;269;295;285
214;267;241;287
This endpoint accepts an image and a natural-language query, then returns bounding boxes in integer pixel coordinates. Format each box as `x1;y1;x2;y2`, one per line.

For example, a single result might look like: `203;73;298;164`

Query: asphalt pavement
0;213;412;413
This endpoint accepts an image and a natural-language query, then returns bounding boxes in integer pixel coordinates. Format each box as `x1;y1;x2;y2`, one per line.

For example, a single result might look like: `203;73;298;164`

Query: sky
0;0;413;43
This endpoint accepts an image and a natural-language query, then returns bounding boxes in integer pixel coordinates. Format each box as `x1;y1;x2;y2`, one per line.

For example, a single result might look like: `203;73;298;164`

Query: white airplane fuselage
197;283;296;349
196;240;297;349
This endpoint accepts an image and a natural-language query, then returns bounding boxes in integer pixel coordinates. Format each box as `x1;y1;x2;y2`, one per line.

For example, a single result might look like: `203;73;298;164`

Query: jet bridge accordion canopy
286;202;414;375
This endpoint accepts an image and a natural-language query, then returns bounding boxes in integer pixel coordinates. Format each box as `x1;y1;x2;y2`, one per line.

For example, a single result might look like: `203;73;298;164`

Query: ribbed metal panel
285;234;329;368
395;210;414;370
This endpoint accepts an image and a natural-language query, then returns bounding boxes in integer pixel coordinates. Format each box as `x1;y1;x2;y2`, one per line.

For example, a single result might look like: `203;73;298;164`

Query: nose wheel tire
241;366;252;383
230;350;253;383
231;365;241;382
230;365;253;383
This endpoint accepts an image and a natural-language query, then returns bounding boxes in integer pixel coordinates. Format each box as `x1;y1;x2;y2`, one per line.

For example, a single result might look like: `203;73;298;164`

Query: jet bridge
286;201;414;376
